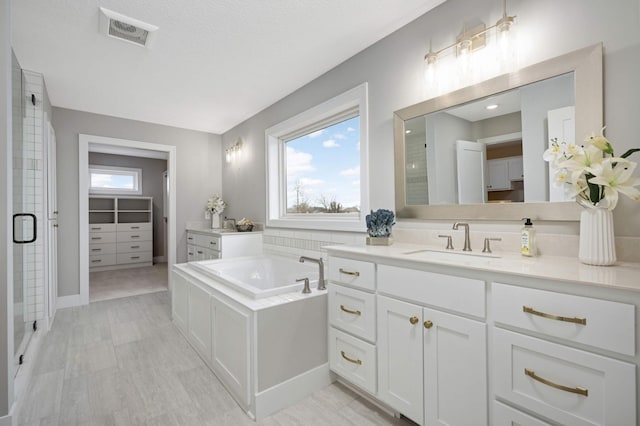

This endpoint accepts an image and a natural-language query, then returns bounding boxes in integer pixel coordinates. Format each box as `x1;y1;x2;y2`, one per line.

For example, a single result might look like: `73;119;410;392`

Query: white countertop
324;243;640;293
186;227;263;236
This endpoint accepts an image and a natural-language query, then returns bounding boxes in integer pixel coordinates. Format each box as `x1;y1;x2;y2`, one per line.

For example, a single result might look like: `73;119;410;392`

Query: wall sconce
226;138;243;163
424;0;516;78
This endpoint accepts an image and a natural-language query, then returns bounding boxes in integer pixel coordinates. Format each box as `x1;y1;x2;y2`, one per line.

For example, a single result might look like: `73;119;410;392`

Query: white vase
578;207;616;266
210;213;220;229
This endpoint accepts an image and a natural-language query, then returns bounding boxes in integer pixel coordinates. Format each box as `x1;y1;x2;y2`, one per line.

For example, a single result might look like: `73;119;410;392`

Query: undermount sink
403;249;500;264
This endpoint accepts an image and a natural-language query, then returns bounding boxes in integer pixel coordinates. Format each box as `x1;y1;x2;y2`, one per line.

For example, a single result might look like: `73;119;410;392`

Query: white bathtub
189;255;320;299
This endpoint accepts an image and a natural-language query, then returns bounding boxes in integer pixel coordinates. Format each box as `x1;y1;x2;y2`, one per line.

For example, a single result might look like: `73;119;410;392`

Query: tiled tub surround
171;256;332;421
325;242;640;425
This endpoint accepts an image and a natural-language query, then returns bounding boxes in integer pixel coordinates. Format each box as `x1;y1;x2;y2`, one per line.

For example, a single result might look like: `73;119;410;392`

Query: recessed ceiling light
405;130;412;134
486;104;499;110
99;7;158;48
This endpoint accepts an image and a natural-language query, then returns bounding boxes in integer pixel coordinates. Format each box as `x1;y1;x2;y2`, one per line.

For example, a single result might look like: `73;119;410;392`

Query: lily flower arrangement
206;194;226;215
543;130;640;210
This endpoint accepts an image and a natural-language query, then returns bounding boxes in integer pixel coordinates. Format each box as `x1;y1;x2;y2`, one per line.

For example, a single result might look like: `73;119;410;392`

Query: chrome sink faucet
299;256;326;290
452;222;472;251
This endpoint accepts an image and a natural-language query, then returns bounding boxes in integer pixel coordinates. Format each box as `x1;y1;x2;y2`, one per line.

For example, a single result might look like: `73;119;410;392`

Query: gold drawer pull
409;316;419;325
523;306;586;325
524;368;588;397
424;320;433;329
340;351;362;365
339;268;360;277
340;305;361;316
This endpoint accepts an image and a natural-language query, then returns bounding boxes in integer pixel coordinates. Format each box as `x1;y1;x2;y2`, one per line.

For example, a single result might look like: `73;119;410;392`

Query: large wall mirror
394;43;602;221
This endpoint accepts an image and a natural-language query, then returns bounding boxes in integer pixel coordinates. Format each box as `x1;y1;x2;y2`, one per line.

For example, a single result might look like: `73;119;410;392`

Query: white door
45;119;57;321
423;307;487;426
456;140;487;204
377;295;424;425
547;106;575;201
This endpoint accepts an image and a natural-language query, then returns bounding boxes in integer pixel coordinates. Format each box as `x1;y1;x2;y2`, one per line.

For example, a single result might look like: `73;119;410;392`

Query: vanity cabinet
186;229;262;262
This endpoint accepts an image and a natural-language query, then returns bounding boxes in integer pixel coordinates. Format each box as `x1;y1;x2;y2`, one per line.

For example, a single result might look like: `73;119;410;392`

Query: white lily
587;158;640;210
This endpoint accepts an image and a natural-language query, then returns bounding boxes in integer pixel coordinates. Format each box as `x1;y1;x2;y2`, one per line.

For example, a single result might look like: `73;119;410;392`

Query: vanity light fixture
423;0;516;73
225;138;243;163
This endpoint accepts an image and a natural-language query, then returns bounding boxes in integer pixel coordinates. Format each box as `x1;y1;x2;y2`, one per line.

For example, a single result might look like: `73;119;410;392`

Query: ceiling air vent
99;7;158;48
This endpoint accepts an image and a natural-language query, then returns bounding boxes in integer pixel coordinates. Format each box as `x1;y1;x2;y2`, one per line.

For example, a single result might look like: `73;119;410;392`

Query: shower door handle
13;213;37;244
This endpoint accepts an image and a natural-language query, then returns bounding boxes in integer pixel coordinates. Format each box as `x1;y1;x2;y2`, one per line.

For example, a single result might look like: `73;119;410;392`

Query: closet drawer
493;283;635;356
194;233;220;250
117;222;152;232
117;252;152;264
378;265;485;318
89;243;116;255
117;241;152;253
89;232;116;244
89;254;116;267
328;257;375;291
89;223;116;233
328;284;375;342
329;327;376;395
493;328;636;426
117;230;152;242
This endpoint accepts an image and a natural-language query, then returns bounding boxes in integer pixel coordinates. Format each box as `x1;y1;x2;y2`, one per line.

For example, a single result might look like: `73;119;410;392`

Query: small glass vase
210;213;220;229
578;207;616;266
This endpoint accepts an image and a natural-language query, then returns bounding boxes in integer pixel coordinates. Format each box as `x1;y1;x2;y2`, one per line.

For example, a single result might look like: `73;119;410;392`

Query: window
266;83;369;231
89;165;142;195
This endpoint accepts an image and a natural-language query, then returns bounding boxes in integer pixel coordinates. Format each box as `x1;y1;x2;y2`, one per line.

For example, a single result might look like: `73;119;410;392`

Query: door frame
78;134;177;305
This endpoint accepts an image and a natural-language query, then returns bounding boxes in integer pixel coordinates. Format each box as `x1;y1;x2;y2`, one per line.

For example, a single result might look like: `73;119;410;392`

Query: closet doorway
78;135;177;304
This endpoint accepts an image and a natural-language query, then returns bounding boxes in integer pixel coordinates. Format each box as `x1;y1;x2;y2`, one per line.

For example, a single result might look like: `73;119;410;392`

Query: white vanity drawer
117;222;151;232
328;283;375;343
328;257;375;291
117;230;152;242
89;223;116;233
493;401;552;426
89;253;116;267
89;242;116;255
378;265;485;318
117;252;152;264
117;241;152;253
493;328;636;426
89;232;116;244
493;283;635;356
194;233;221;250
329;327;376;395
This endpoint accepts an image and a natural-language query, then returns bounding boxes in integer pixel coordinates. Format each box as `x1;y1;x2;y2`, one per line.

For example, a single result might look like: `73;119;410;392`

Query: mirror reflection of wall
403;72;575;206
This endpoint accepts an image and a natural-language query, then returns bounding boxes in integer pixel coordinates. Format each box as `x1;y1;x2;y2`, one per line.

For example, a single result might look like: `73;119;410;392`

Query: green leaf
620;148;640;159
585;173;602;204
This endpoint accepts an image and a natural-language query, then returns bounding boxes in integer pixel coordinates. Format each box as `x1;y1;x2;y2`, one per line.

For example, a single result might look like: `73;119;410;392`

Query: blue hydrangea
365;209;395;237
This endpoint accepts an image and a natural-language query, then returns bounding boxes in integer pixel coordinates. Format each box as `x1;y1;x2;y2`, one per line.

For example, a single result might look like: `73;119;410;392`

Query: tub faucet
453;222;472;251
299;256;326;290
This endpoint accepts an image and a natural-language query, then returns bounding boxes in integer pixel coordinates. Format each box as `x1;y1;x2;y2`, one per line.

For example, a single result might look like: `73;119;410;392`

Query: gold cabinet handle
524;368;588;397
340;351;362;365
424;320;433;329
523;306;586;325
340;305;361;316
339;268;360;277
409;316;419;325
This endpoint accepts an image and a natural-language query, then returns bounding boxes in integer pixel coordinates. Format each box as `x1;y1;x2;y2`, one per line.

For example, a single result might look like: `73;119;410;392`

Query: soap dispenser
521;218;537;257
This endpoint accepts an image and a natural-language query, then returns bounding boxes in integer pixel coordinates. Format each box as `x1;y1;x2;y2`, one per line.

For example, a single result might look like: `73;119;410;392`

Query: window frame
88;165;142;195
265;83;369;231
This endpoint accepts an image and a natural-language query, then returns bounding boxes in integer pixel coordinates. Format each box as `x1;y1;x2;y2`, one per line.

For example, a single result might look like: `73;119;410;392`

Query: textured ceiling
12;0;445;134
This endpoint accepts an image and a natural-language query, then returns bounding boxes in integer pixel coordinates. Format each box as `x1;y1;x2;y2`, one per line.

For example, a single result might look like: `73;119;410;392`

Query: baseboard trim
56;294;83;309
0;414;14;426
254;363;334;420
153;256;167;263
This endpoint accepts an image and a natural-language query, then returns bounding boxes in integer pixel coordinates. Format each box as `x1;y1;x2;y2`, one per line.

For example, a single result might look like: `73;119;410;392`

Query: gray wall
1;0;12;417
53;107;221;297
221;0;640;237
88;153;168;258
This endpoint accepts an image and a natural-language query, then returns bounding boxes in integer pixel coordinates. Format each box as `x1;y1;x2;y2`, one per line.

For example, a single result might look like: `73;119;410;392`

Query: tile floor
90;264;168;302
17;291;416;425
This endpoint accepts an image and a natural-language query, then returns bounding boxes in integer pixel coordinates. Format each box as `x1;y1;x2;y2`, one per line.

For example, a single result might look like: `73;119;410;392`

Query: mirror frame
394;43;603;221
